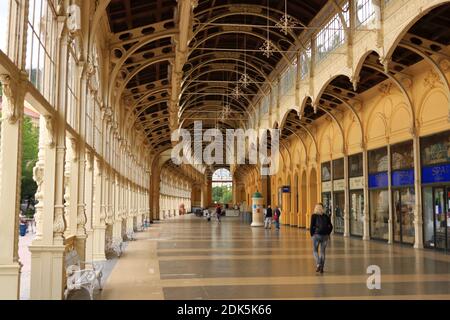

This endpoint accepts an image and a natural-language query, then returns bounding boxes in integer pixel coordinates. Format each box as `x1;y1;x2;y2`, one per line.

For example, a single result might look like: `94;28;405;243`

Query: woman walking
310;203;333;273
216;204;222;224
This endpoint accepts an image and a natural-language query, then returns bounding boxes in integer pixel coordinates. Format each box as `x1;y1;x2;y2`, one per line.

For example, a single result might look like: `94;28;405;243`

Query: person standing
203;208;211;222
19;211;28;236
264;205;273;229
310;203;333;274
273;206;281;229
216;204;222;224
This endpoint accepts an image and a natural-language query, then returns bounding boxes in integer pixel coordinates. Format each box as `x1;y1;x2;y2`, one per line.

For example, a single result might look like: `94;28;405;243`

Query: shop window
322;192;332;216
421;131;450;166
349;153;364;237
321;162;331;182
423;187;434;248
393;188;415;244
333;158;344;180
370;189;389;240
350;190;364;236
391;141;414;170
349;153;363;177
369;147;388;174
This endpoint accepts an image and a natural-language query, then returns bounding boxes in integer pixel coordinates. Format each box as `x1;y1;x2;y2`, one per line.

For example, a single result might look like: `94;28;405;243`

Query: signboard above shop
350;176;364;190
281;186;291;193
322;181;332;193
333;179;345;192
392;169;414;187
369;172;388;189
422;164;450;184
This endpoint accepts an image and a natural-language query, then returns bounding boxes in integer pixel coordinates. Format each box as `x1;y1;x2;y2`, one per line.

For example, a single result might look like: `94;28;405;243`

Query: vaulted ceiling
105;0;328;161
104;1;450;177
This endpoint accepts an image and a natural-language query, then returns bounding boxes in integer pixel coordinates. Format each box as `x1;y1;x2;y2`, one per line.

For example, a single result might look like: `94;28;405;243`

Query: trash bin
19;224;27;236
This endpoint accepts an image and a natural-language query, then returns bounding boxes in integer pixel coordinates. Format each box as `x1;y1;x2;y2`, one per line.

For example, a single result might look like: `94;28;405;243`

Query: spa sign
422;164;450;184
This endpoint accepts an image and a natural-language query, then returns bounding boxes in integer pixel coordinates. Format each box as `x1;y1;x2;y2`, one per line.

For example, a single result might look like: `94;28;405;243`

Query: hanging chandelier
239;73;251;88
239;33;251;88
276;15;300;36
232;85;242;99
222;102;231;120
259;0;276;58
221;92;231;121
259;39;276;58
275;0;300;35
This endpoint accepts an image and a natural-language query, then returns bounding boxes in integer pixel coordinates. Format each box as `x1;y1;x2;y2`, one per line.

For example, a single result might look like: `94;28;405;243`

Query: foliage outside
21;116;39;210
1;85;39;215
212;185;232;204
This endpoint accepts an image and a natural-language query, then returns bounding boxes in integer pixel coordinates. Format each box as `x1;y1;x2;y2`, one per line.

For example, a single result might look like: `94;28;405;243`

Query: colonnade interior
0;0;450;300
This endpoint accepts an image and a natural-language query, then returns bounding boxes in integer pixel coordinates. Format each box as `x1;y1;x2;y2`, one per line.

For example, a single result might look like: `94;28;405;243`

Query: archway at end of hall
212;168;233;207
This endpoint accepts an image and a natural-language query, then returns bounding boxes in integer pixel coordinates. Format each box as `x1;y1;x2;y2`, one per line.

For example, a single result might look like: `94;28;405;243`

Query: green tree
212;185;233;204
221;186;232;204
21;116;39;206
212;186;223;203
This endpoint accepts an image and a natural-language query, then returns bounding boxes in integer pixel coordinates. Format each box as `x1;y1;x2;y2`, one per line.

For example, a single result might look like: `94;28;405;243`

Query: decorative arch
383;0;450;60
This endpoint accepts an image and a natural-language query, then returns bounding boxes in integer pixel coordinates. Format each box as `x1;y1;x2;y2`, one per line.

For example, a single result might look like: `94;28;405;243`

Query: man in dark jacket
310;203;333;273
264;205;273;229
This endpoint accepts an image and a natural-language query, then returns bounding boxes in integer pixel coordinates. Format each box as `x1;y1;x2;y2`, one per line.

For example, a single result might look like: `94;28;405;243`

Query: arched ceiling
104;1;450;175
181;0;328;129
105;0;328;159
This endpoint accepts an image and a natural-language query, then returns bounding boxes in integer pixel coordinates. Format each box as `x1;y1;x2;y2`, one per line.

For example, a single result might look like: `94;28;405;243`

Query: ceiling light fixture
232;85;242;99
276;0;300;36
259;0;275;58
239;32;251;88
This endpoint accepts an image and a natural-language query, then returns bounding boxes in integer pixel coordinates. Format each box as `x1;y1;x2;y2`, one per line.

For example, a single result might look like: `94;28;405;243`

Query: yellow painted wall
242;59;450;228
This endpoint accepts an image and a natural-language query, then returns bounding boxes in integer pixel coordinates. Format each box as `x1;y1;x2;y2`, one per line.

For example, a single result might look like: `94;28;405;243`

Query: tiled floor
99;215;450;300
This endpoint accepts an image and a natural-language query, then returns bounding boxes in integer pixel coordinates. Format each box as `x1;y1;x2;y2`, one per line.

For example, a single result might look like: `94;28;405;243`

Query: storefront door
322;192;331;216
350;190;364;237
393;188;415;245
432;187;449;251
333;192;345;234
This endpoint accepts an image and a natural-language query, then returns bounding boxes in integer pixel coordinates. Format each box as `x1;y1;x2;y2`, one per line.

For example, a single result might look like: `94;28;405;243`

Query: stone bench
64;249;103;300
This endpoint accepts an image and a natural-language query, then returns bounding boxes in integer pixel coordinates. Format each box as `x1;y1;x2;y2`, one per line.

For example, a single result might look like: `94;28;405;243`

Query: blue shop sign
281;186;291;193
422;164;450;184
369;172;388;189
392;169;414;187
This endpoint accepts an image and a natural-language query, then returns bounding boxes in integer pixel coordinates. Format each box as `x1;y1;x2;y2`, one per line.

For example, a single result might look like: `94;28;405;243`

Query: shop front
333;159;345;234
369;147;389;241
421;131;450;251
349;153;364;237
321;162;332;216
391;141;415;245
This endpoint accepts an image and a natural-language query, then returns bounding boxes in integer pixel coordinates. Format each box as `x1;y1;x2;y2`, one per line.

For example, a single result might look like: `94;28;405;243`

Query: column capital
0;74;25;124
42;115;56;149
